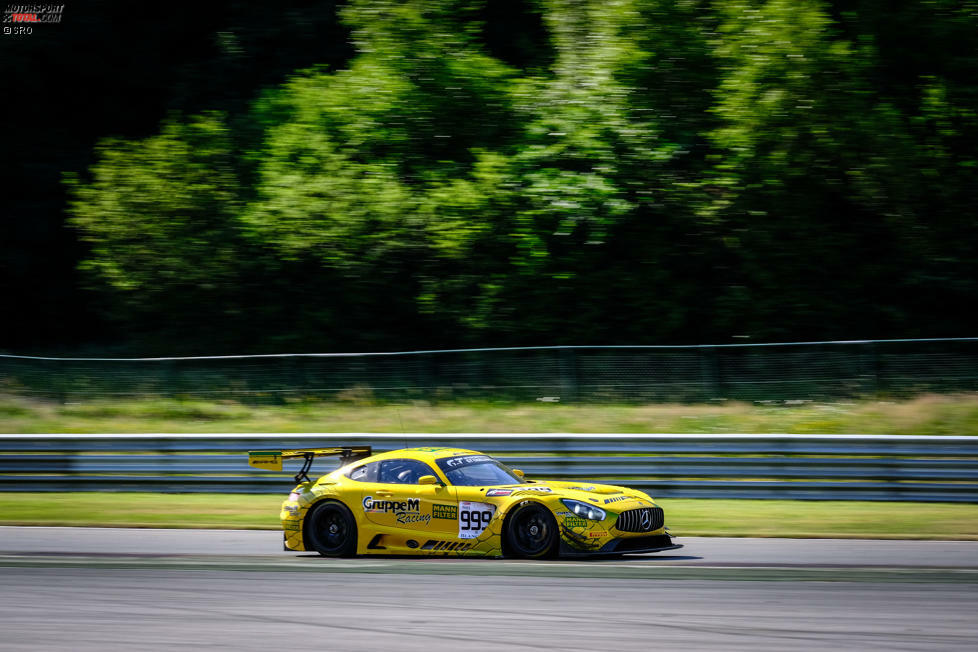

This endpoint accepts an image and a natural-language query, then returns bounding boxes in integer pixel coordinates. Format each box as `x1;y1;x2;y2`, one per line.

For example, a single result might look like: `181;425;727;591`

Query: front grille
615;507;664;533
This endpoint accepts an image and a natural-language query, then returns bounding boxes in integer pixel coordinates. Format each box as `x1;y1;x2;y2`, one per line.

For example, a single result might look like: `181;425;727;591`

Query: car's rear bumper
283;519;305;551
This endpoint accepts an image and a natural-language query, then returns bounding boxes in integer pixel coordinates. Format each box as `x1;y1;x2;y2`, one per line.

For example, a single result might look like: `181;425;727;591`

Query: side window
345;461;379;482
378;459;437;485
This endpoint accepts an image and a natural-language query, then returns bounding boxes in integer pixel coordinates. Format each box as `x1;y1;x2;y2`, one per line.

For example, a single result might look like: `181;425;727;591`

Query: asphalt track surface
1;528;977;651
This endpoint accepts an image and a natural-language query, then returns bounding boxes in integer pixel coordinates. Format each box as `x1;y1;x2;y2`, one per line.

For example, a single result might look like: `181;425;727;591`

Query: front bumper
560;533;682;557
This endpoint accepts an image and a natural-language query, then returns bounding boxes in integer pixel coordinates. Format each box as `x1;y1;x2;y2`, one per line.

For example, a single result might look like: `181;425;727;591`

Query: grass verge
1;493;976;540
3;393;978;434
658;499;978;540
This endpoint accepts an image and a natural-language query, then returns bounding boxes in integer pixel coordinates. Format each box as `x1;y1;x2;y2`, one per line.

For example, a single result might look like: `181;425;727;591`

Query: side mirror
513;469;525;479
418;475;439;485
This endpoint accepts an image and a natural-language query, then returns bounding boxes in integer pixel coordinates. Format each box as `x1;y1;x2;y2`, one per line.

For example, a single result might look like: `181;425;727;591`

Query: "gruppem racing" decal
363;496;432;525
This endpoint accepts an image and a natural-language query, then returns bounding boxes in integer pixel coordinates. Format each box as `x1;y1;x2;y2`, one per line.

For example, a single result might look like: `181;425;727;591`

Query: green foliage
61;0;978;352
67;114;244;331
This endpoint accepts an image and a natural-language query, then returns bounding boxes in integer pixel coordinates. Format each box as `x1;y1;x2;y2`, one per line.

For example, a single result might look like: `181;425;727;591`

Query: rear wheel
505;502;558;559
305;501;357;557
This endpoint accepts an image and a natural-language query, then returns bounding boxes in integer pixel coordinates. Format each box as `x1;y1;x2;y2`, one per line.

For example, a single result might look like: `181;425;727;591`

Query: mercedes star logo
640;509;652;530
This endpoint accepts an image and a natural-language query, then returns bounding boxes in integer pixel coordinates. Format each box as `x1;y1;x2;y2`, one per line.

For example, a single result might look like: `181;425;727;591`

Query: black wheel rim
313;507;349;553
512;507;553;556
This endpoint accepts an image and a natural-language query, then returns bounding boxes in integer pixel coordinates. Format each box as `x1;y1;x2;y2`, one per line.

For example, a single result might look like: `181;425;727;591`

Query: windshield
435;454;523;486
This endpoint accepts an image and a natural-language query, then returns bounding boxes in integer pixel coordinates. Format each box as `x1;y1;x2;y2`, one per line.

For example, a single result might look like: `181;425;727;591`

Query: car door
359;458;457;537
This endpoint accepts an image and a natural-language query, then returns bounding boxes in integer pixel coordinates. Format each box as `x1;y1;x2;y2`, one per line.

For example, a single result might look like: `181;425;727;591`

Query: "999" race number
458;501;495;539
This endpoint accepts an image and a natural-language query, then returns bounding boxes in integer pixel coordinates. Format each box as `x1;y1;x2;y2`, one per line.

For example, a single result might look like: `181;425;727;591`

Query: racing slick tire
504;501;558;559
305;500;357;557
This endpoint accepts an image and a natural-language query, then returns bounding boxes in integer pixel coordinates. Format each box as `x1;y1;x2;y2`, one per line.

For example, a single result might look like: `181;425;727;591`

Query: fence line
4;337;978;361
2;433;976;502
2;338;977;402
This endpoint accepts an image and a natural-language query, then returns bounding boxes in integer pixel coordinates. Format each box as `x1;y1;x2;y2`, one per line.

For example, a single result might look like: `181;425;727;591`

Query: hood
485;480;656;508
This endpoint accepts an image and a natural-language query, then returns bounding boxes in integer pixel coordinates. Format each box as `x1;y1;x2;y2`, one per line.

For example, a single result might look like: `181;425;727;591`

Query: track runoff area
0;528;976;651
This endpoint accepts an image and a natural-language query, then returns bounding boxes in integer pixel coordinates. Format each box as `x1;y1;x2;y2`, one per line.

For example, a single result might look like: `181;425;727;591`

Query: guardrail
3;434;977;502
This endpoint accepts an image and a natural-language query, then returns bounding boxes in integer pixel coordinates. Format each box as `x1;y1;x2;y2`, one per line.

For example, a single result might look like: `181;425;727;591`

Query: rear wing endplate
248;446;372;483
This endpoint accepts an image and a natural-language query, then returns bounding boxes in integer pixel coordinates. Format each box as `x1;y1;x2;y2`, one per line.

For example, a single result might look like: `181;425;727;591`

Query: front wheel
505;502;558;559
305;501;357;557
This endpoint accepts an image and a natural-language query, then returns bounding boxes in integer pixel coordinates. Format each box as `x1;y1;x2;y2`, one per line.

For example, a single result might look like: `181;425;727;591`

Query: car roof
365;447;485;464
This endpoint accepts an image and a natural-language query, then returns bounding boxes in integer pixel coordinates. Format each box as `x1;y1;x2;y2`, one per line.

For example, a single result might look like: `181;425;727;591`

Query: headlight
561;499;606;521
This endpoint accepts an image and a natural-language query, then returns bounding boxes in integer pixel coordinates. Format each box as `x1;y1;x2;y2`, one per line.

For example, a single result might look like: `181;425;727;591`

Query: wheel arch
499;498;558;558
302;496;358;556
301;493;350;527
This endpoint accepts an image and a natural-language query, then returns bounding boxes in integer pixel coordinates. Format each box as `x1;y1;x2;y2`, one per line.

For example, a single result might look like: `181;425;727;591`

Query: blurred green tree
706;0;978;339
67;114;245;337
62;0;978;353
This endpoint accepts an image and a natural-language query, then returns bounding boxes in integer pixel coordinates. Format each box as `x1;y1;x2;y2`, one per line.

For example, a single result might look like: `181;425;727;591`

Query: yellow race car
248;446;681;558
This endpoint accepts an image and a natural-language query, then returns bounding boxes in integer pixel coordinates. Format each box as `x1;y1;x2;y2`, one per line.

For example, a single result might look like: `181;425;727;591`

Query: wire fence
2;338;977;404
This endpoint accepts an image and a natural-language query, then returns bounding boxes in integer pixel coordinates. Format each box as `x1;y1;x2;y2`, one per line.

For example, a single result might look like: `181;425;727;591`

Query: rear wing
248;446;372;483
